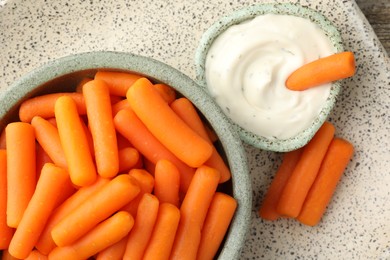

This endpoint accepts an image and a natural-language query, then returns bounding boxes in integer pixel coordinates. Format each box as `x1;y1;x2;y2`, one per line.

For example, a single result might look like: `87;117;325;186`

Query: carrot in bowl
297;137;354;226
126;77;213;168
154;159;181;207
0;150;14;250
94;71;142;97
286;51;356;91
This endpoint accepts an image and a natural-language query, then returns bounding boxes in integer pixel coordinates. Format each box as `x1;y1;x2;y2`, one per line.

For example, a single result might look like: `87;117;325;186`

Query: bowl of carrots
195;3;356;152
0;51;252;259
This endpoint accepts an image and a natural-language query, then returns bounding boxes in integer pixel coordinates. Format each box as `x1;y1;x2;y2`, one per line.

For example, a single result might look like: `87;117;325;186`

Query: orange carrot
83;79;119;178
25;249;48;260
75;77;93;93
277;122;335;218
19;93;86;123
152;83;176;104
35;177;110;254
171;97;231;182
143;203;181;260
96;235;129;260
79;117;95;159
112;99;131;116
121;169;155;217
31;116;67;168
36;143;53;179
51;174;140;246
126;77;213;168
95;71;143;97
123;193;159;260
258;148;303;220
6;122;36;228
48;211;134;260
297;138;354;226
286;51;356;91
0;150;13;250
8;163;69;259
118;147;140;173
154;159;180;207
55;96;97;187
116;132;133;150
197;192;237;260
114;108;195;192
170;166;221;260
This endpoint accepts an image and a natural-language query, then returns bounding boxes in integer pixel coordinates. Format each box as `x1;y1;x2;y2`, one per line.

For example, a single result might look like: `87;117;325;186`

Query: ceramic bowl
195;3;344;152
0;51;252;259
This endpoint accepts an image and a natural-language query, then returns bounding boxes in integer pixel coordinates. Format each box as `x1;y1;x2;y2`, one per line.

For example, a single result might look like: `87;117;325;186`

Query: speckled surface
0;0;389;259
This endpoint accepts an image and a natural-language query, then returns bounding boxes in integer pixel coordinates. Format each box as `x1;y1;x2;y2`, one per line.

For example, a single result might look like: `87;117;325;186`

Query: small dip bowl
195;3;344;152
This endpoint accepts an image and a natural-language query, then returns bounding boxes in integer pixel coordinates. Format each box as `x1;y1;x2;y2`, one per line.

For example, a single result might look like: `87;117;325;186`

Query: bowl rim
0;51;252;259
194;3;344;152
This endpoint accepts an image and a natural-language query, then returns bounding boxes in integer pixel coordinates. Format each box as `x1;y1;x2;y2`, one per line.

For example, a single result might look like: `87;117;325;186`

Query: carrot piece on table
96;235;129;260
118;147;140;173
277;122;335;218
286;51;356;91
171;97;231;182
0;150;13;250
143;203;181;260
24;249;48;260
197;192;237;260
297;138;354;226
6;122;36;228
258;148;303;221
126;77;213;168
152;83;176;104
19;93;86;123
112;99;131;116
83;79;119;178
48;211;134;260
31;116;67;168
121;169;155;216
35;177;110;254
75;77;93;93
154;159;180;207
123;193;159;260
8;163;69;259
114;108;195;192
51;174;140;246
55;96;97;186
95;71;143;97
170;166;221;260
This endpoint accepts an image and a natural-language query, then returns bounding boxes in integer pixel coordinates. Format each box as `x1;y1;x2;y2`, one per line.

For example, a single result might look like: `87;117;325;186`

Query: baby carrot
51;174;140;246
8;163;69;259
143;203;181;260
35;177;110;254
197;192;237;260
31;116;67;168
123;193;159;260
258;148;303;220
83;79;119;178
171;166;221;260
95;70;143;97
24;250;48;260
154;159;180;207
19;92;86;123
277;122;335;218
6;122;36;228
112;99;131;116
297;138;354;226
121;169;155;217
152;83;176;104
126;77;213;168
118;147;140;173
114;108;195;192
48;211;134;260
55;95;97;187
286;51;356;91
96;235;129;260
171;97;231;182
0;150;13;250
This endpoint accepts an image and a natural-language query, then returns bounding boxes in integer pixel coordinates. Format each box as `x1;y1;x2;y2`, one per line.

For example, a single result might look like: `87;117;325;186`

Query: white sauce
205;14;335;139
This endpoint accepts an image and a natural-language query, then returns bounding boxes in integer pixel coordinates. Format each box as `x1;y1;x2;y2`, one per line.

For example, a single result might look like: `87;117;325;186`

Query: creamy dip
205;14;335;139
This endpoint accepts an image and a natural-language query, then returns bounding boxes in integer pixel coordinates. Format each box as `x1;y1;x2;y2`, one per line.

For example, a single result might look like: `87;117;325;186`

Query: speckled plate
0;0;389;259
